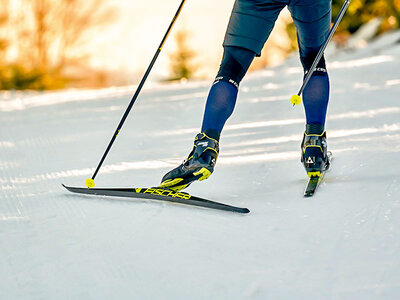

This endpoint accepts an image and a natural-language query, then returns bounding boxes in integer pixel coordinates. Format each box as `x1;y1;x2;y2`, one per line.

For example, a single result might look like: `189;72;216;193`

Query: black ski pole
290;0;351;106
85;0;187;188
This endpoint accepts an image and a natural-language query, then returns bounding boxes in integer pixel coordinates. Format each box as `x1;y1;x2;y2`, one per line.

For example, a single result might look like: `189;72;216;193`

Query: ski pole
290;0;351;106
85;0;187;188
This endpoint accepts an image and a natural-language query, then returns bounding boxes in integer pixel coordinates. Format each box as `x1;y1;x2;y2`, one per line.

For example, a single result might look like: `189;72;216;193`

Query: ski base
62;184;249;214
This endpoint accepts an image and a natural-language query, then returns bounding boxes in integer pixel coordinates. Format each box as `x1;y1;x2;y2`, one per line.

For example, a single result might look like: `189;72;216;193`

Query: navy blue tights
201;81;238;136
303;72;330;126
201;47;330;139
301;54;330;133
201;46;255;138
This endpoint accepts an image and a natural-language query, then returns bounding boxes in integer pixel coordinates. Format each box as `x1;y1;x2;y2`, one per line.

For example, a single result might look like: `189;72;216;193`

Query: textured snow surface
1;31;400;299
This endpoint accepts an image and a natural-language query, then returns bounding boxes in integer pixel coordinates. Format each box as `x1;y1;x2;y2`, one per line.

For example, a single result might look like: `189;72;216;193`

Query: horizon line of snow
0;81;210;112
0;54;395;112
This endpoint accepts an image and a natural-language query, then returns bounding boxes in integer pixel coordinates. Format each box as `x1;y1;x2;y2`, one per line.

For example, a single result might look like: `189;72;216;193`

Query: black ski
303;152;332;197
62;184;249;214
304;173;325;197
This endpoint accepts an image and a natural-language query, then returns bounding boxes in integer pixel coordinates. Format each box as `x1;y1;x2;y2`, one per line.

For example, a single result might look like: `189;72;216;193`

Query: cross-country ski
62;184;249;213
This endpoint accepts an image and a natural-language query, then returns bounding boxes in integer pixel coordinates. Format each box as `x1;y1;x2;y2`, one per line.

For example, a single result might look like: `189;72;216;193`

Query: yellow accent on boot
308;171;321;178
304;131;326;137
290;94;301;105
193;168;212;181
201;132;219;144
85;178;95;188
160;178;184;188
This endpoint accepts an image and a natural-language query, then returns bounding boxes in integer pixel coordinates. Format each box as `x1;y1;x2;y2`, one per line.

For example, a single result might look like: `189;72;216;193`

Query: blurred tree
332;0;400;34
0;0;116;90
285;0;400;52
168;29;197;81
0;0;8;56
0;0;9;89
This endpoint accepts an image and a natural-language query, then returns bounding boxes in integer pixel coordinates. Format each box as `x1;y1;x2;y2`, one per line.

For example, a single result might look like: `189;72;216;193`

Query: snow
1;30;400;299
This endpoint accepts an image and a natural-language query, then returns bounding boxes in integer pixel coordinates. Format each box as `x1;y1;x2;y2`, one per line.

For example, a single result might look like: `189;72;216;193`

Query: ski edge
62;184;250;214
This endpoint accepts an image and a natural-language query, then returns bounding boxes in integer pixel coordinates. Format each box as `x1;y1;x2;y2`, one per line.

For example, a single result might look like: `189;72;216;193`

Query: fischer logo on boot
306;157;315;164
197;141;209;147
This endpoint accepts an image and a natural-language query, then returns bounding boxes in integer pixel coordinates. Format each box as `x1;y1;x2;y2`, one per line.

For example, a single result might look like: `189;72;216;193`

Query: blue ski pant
223;0;332;60
200;0;332;136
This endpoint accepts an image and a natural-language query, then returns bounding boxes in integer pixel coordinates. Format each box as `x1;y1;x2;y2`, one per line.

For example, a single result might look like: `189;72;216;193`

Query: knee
215;46;256;88
300;52;327;75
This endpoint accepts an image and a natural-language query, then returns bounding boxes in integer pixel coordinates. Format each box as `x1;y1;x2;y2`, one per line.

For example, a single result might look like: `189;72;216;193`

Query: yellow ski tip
85;178;95;188
290;94;301;106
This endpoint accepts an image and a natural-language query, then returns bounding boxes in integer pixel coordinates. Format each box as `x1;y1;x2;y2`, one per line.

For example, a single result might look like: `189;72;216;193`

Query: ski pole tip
85;178;95;188
290;94;301;106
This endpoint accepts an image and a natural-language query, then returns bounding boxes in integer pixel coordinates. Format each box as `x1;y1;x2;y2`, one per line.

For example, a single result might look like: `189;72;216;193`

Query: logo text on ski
142;188;191;200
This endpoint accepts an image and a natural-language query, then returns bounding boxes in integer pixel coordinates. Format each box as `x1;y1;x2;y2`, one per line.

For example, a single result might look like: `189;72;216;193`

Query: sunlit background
0;0;399;89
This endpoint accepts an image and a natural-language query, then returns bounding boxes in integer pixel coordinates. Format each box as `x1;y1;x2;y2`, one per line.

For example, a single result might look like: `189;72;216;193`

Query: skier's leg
160;46;255;191
160;0;286;191
202;0;287;139
289;0;331;133
288;1;332;175
201;46;256;140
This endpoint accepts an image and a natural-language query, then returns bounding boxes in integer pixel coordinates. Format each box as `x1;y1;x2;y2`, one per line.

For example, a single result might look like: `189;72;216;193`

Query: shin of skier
160;0;331;191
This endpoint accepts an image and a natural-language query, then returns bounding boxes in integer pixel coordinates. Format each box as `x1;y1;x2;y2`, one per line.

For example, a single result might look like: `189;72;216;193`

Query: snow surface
1;31;400;299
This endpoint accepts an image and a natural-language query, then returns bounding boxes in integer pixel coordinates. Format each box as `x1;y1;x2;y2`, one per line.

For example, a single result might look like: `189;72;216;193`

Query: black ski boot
160;132;219;191
301;128;330;177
